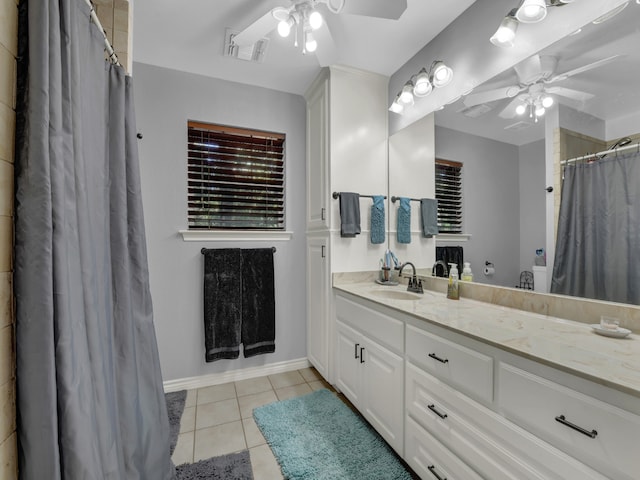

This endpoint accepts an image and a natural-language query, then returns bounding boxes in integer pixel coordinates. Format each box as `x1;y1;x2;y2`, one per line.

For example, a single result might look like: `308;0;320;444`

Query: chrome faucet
432;260;448;278
398;262;423;294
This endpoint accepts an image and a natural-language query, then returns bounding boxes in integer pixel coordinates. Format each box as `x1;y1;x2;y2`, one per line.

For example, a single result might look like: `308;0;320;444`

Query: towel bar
390;196;423;203
332;192;387;200
201;247;276;255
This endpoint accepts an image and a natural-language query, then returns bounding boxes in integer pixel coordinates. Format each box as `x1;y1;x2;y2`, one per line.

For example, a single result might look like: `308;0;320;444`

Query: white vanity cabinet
334;295;404;454
333;288;633;480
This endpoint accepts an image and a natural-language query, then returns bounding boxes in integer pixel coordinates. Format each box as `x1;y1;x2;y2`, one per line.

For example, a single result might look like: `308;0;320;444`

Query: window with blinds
435;159;463;234
187;121;285;230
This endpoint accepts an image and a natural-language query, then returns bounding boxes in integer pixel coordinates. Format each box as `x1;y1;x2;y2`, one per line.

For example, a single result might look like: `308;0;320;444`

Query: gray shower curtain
14;1;174;479
551;151;640;304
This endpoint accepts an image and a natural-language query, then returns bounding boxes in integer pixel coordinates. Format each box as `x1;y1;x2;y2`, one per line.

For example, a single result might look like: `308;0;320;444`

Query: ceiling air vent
504;121;533;131
457;104;493;118
224;28;269;63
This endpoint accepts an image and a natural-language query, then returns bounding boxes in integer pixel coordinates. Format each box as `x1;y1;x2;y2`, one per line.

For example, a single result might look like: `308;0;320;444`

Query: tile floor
172;367;335;479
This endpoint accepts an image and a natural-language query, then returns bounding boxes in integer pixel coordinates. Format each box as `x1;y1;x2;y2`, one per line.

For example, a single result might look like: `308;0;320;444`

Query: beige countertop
333;277;640;399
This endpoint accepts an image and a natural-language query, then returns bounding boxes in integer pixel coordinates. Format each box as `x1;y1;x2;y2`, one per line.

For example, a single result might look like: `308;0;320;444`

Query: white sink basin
371;289;425;301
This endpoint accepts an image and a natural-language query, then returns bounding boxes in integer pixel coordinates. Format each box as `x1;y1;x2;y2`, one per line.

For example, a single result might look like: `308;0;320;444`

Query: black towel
339;192;361;237
436;246;464;276
203;249;242;362
241;249;276;358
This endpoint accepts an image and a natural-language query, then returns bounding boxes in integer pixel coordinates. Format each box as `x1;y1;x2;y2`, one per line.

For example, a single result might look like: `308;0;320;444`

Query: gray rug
165;390;254;480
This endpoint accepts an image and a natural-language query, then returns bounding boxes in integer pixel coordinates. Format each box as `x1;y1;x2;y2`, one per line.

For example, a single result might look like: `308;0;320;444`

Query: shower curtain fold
14;1;174;479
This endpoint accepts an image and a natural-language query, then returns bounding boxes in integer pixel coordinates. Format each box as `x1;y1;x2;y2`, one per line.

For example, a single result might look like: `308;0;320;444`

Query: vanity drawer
498;363;640;480
335;294;404;354
405;416;484;480
406;324;493;403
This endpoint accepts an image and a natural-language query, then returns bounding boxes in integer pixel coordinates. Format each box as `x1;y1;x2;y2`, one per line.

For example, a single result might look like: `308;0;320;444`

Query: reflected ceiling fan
463;53;622;122
229;0;407;66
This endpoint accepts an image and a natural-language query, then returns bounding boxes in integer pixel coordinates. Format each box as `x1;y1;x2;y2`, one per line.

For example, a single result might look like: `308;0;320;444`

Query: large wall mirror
430;2;640;304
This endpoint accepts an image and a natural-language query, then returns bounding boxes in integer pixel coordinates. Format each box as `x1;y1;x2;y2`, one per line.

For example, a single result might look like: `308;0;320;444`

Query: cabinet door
362;337;404;454
306;237;328;378
335;320;362;406
306;78;329;230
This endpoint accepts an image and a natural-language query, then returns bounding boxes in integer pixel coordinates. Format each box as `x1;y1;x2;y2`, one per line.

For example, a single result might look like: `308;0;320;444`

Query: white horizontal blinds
435;159;463;234
187;121;285;229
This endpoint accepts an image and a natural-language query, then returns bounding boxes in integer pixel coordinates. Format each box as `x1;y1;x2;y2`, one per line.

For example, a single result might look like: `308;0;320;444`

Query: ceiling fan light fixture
516;0;547;23
277;16;295;37
308;10;323;30
535;105;546;117
490;14;518;47
542;95;554;108
304;31;317;52
413;69;432;97
431;61;453;88
515;104;527;115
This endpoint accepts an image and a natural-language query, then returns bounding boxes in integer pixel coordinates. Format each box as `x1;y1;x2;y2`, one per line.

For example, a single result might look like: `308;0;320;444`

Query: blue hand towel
397;197;411;244
370;196;385;244
420;198;439;237
339;192;361;237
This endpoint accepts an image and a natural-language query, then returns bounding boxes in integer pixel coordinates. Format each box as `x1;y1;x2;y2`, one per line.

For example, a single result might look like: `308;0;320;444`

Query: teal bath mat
253;389;412;480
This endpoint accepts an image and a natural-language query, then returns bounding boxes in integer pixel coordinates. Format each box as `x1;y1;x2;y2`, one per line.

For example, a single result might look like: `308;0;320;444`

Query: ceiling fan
463;53;622;121
229;0;408;66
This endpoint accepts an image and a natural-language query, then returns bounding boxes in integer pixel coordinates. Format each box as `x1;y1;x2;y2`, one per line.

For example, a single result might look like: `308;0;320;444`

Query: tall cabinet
304;66;389;384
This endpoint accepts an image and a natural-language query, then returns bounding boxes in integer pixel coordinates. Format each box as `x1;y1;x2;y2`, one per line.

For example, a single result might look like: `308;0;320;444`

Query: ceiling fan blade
313;22;339;67
513;54;543;84
546;54;623;83
463;85;523;107
337;0;408;19
545;86;594;103
498;96;525;119
232;9;279;46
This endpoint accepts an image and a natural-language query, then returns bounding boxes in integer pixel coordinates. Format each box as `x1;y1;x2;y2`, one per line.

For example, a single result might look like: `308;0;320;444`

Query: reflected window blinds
435;159;463;234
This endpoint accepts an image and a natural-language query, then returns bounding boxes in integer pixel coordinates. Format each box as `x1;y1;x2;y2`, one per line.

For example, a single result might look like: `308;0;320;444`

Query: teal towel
370;196;385;244
420;198;439;237
397;197;411;244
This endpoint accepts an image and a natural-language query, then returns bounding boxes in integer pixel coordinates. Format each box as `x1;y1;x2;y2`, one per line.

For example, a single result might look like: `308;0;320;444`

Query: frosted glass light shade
490;16;518;47
399;82;415;105
516;0;547;23
431;62;453;88
414;69;432;97
305;32;317;52
309;10;323;30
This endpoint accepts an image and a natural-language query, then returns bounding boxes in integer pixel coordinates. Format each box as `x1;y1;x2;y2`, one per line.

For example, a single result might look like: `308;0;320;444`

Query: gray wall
518;140;546;272
435;126;521;287
133;63;307;381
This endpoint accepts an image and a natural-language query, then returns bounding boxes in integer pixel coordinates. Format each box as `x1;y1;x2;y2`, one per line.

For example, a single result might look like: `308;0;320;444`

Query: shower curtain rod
561;142;639;165
84;0;120;67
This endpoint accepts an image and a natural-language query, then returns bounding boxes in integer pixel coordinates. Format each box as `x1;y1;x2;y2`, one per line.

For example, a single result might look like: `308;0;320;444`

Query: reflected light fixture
516;0;547;23
304;31;317;52
275;2;323;54
309;10;323;30
389;61;453;114
490;11;518;47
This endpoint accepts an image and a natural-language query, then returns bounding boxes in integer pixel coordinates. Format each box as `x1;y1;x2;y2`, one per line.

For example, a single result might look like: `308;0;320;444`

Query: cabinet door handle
354;343;360;359
427;404;448;420
321;245;325;258
555;415;598;439
427;465;447;480
321;207;325;221
428;353;449;364
360;347;365;363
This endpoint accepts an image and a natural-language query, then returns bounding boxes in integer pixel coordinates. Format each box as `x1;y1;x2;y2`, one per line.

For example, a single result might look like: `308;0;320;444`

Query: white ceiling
132;0;476;96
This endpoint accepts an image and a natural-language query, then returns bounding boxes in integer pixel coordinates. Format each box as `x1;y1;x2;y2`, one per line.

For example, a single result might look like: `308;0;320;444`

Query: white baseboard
163;357;311;393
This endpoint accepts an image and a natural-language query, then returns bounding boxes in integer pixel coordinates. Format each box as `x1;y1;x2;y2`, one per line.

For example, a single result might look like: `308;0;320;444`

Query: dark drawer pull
555;415;598;439
428;353;449;364
354;343;360;359
428;404;448;420
428;465;447;480
360;347;365;363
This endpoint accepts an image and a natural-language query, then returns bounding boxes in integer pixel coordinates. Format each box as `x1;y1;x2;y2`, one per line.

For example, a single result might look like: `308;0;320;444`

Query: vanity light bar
389;60;453;115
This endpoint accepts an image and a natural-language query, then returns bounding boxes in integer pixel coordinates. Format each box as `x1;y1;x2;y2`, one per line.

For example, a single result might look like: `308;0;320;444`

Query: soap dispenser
461;262;473;282
447;263;459;300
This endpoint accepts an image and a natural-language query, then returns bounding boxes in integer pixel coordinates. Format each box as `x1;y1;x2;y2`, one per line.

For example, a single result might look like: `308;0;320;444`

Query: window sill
179;230;293;242
436;233;472;242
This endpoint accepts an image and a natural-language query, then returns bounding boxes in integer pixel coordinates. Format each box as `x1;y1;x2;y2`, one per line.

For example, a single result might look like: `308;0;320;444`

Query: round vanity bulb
490;16;518;47
399;83;415;105
431;62;453;88
515;104;527;115
278;18;292;37
542;95;554;108
516;0;547;23
309;10;323;30
413;70;432;97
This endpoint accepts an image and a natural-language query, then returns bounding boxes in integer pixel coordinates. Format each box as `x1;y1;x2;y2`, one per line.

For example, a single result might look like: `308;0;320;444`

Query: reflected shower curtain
551;151;640;304
14;1;174;478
